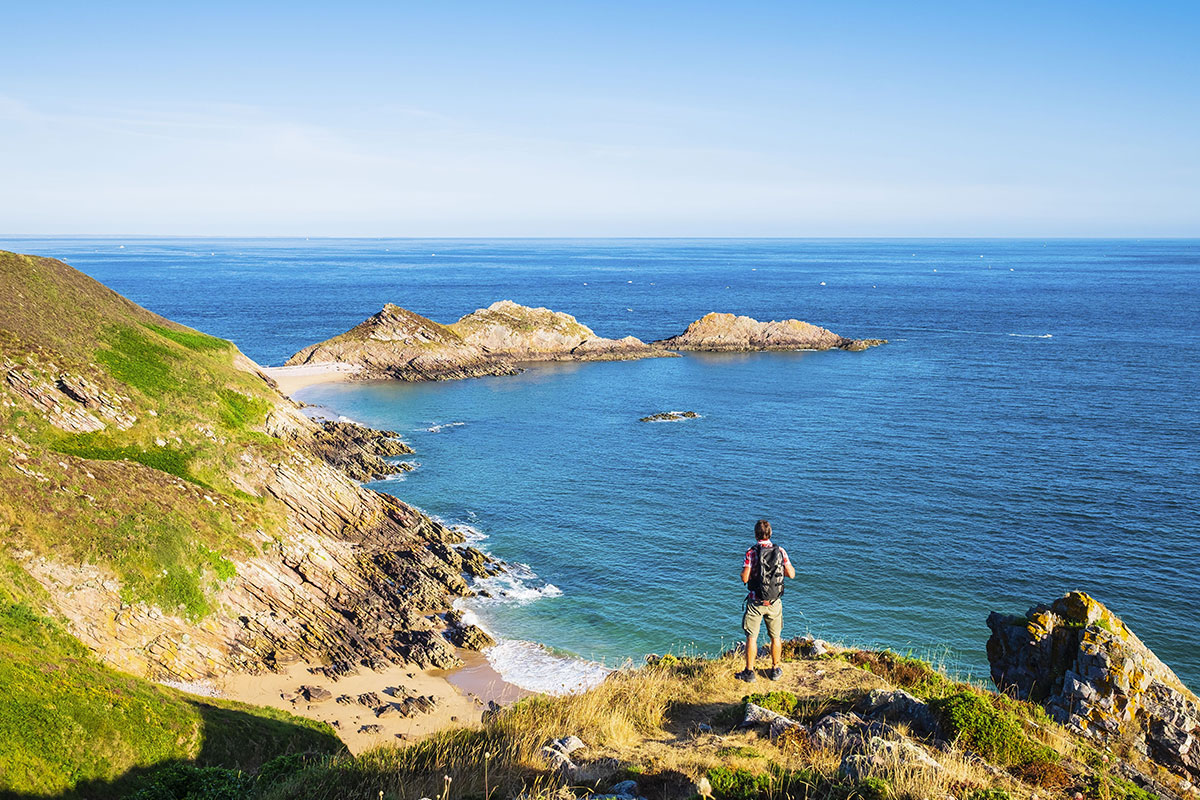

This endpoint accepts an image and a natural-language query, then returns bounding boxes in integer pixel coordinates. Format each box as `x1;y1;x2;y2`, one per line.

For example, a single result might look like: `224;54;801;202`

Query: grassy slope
0;550;343;798
0;249;289;617
0;251;344;795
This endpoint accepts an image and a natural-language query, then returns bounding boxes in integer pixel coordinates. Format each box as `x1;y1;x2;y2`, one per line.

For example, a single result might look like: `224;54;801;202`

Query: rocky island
653;311;887;352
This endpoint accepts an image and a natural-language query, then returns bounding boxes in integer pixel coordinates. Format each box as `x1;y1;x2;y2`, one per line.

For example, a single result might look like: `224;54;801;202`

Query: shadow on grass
2;699;345;800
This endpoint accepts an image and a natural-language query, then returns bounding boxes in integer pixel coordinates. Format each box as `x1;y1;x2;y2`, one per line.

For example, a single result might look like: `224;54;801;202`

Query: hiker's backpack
750;544;786;604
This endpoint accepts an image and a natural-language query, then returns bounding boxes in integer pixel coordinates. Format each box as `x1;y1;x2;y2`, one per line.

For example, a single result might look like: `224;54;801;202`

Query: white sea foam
485;640;611;695
425;421;466;433
471;565;563;605
1008;333;1053;338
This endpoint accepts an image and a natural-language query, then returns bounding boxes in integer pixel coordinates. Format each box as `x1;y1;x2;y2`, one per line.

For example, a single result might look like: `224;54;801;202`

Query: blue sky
2;2;1198;236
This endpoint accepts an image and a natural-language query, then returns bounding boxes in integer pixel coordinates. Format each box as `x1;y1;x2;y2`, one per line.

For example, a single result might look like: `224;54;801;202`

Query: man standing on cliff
737;519;795;681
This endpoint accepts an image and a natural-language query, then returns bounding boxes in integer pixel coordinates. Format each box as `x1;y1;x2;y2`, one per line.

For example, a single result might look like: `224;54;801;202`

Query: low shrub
935;691;1059;768
855;776;891;800
745;690;801;716
126;763;251;800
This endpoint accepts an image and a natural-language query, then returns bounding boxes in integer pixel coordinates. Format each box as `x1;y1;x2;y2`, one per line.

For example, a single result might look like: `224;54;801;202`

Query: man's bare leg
745;634;756;672
770;636;782;668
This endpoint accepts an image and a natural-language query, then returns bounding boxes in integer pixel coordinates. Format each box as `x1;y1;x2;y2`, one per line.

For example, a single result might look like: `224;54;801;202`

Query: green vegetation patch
844;650;956;699
0;558;342;797
52;434;202;484
706;764;829;800
745;690;801;716
217;388;272;431
97;325;180;398
146;323;233;353
934;691;1059;768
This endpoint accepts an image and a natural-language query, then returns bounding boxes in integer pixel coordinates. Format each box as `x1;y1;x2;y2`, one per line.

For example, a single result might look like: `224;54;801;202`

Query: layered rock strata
653;312;886;352
452;300;673;362
988;591;1200;781
286;301;674;381
285;303;517;382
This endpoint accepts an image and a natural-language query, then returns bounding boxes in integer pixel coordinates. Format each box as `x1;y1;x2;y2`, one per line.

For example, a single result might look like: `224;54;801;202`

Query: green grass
146;323;233;353
217;388;273;431
745;690;801;716
0;555;342;797
51;434;203;484
97;325;180;398
935;691;1060;768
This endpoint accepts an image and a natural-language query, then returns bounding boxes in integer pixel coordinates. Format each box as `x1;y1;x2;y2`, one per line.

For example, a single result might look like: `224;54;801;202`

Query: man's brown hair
755;519;772;541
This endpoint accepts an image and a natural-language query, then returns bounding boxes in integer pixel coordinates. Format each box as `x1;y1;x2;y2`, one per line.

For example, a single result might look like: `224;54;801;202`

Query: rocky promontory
286;301;674;382
653;312;886;352
285;303;518;382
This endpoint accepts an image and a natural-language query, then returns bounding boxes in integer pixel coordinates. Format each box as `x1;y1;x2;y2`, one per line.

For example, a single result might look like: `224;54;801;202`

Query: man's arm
783;547;796;579
741;564;751;584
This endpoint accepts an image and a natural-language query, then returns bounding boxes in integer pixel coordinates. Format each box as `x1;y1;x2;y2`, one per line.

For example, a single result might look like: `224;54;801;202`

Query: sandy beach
219;651;528;754
263;362;361;396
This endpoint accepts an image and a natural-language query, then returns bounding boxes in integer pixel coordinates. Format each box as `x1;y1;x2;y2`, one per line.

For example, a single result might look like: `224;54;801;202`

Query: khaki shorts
742;598;782;640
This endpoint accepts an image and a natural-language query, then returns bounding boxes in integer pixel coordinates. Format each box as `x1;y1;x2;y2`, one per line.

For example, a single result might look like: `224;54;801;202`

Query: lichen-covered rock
855;689;941;737
653;312;885;352
988;591;1200;781
839;735;944;781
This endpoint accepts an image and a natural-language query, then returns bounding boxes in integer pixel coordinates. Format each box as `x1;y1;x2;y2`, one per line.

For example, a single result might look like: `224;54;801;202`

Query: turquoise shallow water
5;237;1198;690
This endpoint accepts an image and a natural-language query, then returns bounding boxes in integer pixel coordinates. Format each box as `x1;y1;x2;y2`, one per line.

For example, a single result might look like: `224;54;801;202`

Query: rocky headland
452;299;675;363
285;300;674;382
652;311;886;352
283;304;883;387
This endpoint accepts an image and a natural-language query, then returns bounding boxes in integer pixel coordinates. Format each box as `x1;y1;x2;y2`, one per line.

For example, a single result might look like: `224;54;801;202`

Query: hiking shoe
735;669;757;682
768;666;783;681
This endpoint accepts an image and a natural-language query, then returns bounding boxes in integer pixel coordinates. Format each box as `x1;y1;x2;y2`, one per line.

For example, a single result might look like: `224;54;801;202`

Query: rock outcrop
639;411;699;422
286;303;519;382
301;418;415;481
653;312;885;352
451;300;673;362
988;591;1200;781
286;301;675;382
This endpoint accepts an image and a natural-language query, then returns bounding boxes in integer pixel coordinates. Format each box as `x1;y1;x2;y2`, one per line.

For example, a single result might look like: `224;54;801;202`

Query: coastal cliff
653;311;887;352
0;250;492;683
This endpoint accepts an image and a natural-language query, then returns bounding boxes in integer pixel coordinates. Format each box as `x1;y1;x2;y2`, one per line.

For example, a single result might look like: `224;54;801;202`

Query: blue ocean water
5;237;1198;690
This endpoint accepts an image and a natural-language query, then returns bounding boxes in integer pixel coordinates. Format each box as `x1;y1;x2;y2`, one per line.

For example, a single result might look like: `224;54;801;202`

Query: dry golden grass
259;648;1133;800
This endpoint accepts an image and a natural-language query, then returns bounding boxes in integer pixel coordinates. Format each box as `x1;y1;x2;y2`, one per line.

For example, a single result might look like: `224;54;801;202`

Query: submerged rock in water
988;591;1200;781
639;411;699;422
